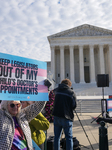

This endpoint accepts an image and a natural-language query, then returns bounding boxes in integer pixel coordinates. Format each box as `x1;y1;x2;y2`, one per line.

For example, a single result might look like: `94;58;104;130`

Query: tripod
75;110;94;150
91;87;110;124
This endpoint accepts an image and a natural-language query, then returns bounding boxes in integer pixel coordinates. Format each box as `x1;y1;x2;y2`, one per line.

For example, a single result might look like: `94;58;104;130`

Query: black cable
74;110;94;150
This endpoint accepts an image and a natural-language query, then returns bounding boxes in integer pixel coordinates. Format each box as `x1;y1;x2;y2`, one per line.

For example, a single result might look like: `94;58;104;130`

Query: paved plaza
47;113;112;150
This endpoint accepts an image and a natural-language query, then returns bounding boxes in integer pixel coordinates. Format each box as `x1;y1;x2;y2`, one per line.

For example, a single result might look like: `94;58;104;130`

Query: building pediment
48;24;112;38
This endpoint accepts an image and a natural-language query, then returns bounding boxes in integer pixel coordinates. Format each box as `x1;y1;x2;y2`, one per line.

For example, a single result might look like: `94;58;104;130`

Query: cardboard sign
0;52;48;101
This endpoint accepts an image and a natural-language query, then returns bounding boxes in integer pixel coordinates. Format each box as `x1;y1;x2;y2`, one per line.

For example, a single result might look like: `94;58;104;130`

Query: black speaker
97;74;109;87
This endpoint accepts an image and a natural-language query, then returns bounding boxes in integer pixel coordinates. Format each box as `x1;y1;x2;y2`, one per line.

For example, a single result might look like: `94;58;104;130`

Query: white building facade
47;24;112;85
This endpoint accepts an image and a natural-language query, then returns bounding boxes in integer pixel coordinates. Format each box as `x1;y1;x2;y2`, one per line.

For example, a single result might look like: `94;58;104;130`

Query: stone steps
54;83;112;113
72;82;112;96
54;83;112;96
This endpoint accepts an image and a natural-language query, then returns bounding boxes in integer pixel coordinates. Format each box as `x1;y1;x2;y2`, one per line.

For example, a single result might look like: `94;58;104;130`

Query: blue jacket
52;84;77;121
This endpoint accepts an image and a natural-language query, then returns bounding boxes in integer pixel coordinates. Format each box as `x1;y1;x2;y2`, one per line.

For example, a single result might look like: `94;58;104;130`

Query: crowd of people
0;78;77;150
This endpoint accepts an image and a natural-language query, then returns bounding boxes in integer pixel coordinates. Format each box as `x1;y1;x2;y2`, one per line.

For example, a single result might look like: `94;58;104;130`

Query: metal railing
75;99;102;114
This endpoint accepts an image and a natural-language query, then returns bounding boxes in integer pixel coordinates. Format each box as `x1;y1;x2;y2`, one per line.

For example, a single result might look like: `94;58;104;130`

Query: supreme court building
47;24;112;85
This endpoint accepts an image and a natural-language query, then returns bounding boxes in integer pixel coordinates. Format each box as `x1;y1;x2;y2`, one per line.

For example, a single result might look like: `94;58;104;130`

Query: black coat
52;83;77;121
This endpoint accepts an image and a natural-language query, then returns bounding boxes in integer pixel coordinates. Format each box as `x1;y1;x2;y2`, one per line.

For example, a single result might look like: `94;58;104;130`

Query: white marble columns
99;45;105;74
89;45;95;83
69;45;75;82
109;45;112;83
79;45;84;83
51;44;111;84
51;46;55;80
60;46;65;81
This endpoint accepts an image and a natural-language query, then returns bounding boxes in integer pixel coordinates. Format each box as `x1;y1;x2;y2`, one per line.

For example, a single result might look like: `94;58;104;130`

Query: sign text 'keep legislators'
0;58;39;95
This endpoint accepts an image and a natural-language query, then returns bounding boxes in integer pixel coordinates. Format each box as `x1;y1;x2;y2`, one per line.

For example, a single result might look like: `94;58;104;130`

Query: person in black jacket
52;78;77;150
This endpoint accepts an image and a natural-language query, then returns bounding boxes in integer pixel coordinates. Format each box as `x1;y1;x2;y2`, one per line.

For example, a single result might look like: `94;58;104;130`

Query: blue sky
0;0;112;62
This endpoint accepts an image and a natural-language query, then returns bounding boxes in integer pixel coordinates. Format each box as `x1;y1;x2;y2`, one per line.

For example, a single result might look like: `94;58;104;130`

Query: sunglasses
10;103;21;108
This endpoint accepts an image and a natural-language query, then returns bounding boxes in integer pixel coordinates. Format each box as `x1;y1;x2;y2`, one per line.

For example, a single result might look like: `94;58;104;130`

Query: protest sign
32;140;41;150
107;99;112;117
0;52;48;101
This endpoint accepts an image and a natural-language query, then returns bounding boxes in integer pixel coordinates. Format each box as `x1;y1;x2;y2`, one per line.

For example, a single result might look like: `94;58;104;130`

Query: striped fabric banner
107;99;112;111
0;52;48;101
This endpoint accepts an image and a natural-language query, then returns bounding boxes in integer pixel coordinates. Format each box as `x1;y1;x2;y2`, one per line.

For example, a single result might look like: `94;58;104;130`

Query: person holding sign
21;101;50;150
0;79;51;150
0;100;45;150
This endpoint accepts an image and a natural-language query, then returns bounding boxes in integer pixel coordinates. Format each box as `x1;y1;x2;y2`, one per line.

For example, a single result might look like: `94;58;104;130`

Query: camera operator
52;78;77;150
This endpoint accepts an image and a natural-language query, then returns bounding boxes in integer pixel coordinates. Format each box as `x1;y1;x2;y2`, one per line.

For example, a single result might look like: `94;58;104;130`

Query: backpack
60;137;81;150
